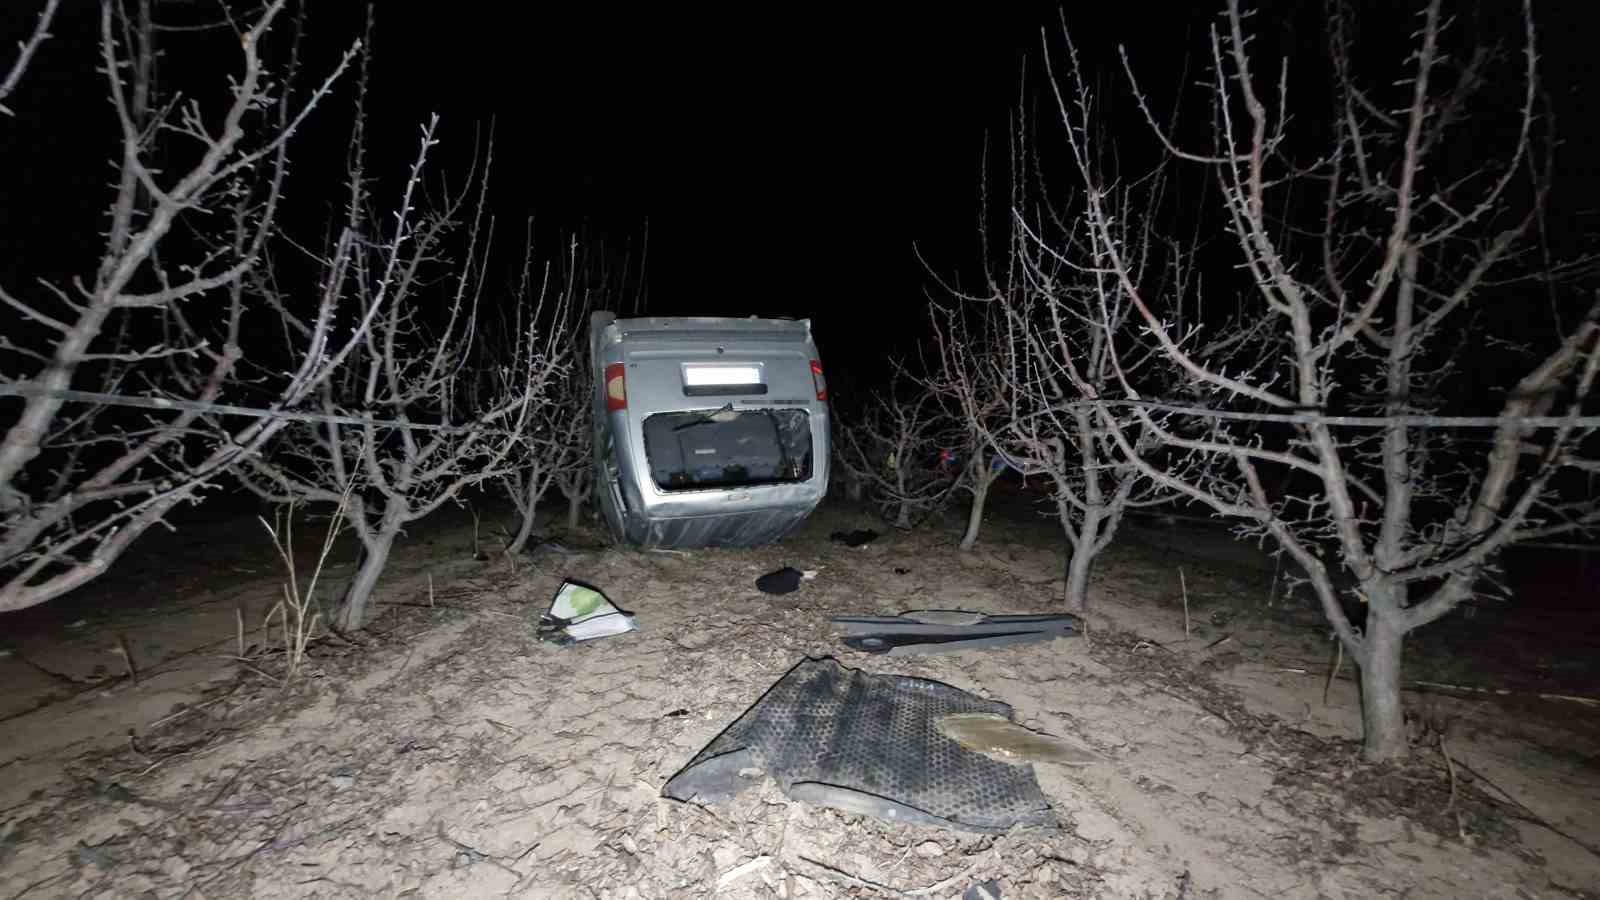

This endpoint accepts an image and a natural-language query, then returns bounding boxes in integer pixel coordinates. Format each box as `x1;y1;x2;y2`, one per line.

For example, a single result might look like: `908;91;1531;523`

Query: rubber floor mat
661;658;1055;833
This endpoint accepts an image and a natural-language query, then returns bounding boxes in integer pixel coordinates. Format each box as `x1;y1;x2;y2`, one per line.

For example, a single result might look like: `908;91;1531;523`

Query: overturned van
589;312;830;548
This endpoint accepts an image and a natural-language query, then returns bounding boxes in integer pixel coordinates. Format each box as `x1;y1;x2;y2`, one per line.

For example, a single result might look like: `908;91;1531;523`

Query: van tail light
810;359;827;402
604;363;627;411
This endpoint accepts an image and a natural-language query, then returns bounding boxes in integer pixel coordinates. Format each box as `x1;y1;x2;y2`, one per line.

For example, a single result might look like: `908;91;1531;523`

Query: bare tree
928;116;1188;608
1050;0;1600;758
824;369;872;504
922;301;1010;551
833;463;868;504
496;233;575;555
548;355;595;532
551;232;649;532
835;377;964;530
0;1;356;612
242;111;568;629
500;228;648;550
501;370;580;555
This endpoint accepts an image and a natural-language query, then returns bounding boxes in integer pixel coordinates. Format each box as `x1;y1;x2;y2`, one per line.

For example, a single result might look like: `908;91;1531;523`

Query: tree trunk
894;503;911;530
1063;542;1094;613
959;475;992;551
507;501;537;556
336;527;397;631
505;471;544;555
566;489;584;530
1357;611;1408;761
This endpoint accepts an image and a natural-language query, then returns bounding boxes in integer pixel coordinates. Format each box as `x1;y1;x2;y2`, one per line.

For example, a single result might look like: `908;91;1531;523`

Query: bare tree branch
0;0;59;116
0;1;359;612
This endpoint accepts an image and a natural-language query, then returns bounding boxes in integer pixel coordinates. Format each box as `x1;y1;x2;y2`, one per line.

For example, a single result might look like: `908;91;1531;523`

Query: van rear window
643;408;813;491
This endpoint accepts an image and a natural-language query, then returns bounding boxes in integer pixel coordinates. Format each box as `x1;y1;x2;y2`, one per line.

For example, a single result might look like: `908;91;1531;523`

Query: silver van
589;312;831;548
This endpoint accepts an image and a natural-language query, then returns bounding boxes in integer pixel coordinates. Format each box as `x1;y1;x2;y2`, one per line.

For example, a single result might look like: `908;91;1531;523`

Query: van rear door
641;407;814;491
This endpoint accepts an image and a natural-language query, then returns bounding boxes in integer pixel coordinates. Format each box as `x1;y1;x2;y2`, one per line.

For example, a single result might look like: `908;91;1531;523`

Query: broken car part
662;657;1054;833
829;529;879;547
756;566;804;595
537;580;637;645
831;610;1079;656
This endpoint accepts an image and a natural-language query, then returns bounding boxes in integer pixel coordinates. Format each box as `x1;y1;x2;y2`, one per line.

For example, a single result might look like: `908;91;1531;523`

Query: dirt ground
1;491;1597;899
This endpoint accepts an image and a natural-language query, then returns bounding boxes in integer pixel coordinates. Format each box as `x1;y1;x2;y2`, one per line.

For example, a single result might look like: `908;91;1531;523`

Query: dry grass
256;490;352;681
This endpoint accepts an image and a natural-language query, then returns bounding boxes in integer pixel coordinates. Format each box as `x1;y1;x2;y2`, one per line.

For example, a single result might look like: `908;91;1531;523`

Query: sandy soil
1;493;1597;899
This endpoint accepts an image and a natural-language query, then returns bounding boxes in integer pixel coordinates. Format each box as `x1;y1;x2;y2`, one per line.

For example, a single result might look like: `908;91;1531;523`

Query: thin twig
716;856;772;890
795;854;901;894
1448;757;1600;859
905;863;983;897
1179;567;1190;640
148;692;232;731
1324;636;1343;706
1438;731;1467;840
794;853;980;897
113;634;138;686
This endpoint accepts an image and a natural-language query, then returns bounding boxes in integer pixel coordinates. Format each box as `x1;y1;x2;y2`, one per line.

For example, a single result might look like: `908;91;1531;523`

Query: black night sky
367;2;1207;362
0;1;1212;372
374;1;1597;362
4;2;1596;369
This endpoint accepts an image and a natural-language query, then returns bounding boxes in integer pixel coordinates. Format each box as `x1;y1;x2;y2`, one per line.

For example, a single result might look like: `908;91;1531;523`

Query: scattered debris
716;855;772;889
756;566;804;595
3;506;1579;899
963;879;1003;900
830;529;880;548
842;632;1060;655
525;537;578;557
894;566;912;575
662;657;1055;832
832;610;1079;656
537;580;637;644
